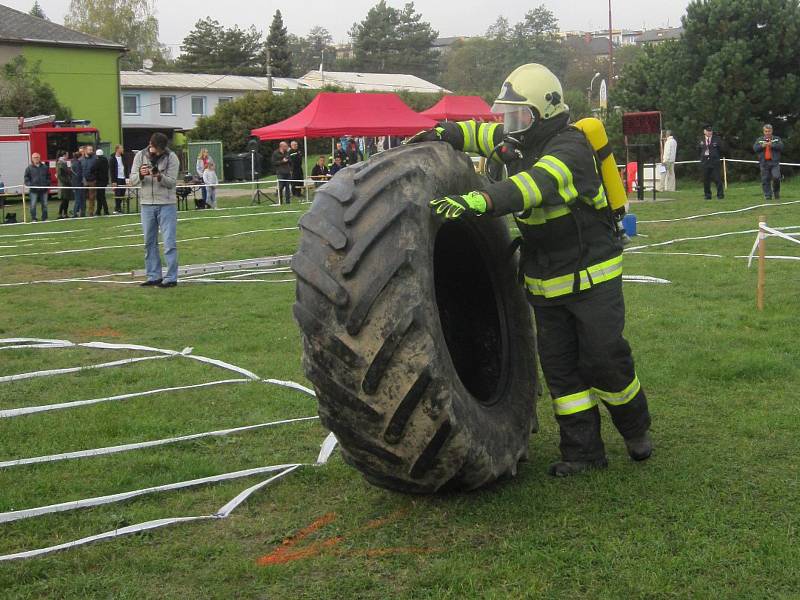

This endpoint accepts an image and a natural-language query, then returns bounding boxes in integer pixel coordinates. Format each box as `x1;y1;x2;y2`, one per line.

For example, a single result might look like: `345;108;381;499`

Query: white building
298;70;449;94
120;71;308;148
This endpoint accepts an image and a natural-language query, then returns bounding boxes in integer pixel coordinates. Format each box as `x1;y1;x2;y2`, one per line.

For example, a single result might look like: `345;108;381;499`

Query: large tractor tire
292;142;538;493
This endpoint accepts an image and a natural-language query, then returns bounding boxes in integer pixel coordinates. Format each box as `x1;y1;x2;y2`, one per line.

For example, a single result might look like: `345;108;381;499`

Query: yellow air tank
573;117;627;212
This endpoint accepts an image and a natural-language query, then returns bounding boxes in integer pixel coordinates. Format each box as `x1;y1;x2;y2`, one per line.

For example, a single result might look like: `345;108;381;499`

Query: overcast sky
8;0;691;49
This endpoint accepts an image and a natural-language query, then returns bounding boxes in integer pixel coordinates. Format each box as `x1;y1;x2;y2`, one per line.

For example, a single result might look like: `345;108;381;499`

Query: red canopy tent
250;92;437;140
420;95;499;122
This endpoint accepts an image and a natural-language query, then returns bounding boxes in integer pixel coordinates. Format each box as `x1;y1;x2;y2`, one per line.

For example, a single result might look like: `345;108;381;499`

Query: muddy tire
292;142;538;493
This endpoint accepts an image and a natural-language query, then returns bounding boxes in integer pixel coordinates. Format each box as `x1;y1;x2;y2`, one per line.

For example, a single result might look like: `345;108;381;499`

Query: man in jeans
130;133;180;288
23;152;50;221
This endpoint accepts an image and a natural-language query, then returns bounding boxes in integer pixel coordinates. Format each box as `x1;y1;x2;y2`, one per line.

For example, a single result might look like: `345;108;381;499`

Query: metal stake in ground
757;215;766;310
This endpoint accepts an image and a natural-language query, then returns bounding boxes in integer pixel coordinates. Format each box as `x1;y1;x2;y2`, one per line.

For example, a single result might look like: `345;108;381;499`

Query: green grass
1;181;799;598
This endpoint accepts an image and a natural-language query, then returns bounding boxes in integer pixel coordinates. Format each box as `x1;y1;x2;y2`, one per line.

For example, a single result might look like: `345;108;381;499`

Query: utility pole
608;0;614;87
266;47;273;93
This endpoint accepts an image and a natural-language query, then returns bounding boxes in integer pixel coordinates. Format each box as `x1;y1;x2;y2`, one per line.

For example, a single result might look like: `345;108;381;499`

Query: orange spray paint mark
256;508;439;566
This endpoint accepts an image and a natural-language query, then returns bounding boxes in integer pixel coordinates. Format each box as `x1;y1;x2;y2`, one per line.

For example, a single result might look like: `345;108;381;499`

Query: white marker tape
625;225;800;252
623;275;672;284
0;379;249;419
0;466;300;561
182;278;296;284
0;463;301;524
316;432;338;465
0;353;174;384
638;199;800;224
0;416;319;467
625;251;724;258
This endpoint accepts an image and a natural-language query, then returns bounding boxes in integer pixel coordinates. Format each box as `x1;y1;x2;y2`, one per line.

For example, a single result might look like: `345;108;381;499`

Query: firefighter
753;124;783;200
408;64;652;476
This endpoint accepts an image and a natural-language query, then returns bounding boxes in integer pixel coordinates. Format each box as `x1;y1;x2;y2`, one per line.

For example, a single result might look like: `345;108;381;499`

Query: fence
2;177;318;224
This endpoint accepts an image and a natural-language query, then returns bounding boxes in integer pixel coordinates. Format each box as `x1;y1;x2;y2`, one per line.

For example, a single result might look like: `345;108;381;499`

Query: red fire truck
0;115;100;193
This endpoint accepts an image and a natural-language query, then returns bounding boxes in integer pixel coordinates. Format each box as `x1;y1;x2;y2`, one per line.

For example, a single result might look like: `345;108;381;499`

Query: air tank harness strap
507;237;525;284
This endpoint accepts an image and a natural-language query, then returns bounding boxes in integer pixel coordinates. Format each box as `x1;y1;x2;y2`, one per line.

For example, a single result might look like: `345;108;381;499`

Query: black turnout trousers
702;159;724;199
532;278;651;462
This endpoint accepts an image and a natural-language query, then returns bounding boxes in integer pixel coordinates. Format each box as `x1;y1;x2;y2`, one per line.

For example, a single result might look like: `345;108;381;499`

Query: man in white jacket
660;131;677;192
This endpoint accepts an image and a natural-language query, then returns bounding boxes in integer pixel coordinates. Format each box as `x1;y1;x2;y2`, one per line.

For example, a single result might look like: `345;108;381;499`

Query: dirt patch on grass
75;326;125;339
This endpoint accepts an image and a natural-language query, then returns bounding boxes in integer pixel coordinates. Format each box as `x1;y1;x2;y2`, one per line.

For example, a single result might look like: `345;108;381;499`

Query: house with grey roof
0;3;125;146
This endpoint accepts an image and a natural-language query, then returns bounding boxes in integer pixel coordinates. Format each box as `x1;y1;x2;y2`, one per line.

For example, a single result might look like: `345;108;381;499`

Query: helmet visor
491;103;534;134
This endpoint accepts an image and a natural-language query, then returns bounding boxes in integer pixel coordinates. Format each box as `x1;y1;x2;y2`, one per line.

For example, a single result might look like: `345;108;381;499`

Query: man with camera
130;133;180;287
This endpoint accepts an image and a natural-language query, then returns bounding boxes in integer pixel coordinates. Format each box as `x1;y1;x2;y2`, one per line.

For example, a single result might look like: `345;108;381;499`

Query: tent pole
304;135;309;203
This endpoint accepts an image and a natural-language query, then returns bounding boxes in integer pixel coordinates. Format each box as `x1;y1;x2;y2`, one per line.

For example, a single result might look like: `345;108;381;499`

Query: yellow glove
429;191;488;220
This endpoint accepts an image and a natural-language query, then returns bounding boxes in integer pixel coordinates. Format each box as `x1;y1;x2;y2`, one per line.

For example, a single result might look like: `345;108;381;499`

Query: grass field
1;176;799;599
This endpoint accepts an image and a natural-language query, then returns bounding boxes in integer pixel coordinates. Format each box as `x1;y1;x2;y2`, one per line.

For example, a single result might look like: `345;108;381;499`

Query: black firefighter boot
548;407;608;477
625;430;653;461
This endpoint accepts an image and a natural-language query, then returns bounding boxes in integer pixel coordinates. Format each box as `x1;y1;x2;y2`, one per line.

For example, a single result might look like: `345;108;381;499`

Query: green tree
441;6;566;96
266;10;292;77
29;1;47;19
0;55;71;119
288;27;336;77
64;0;170;70
349;1;439;81
177;18;262;74
616;0;800;161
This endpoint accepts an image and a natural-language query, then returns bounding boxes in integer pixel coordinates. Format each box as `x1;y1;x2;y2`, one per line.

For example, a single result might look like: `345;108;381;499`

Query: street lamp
588;72;601;107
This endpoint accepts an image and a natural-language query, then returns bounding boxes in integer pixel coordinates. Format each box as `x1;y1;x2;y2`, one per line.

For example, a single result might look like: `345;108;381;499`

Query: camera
149;164;159;175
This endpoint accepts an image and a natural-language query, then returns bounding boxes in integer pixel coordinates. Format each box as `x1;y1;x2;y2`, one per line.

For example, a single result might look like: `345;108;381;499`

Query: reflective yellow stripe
525;254;623;298
593;375;641;406
458;120;479;153
553;389;597;416
509;171;542;209
477;123;499;157
514;204;571;225
535;155;579;203
590;185;608;209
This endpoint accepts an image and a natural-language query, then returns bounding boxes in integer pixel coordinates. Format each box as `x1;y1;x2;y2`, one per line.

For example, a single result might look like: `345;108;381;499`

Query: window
218;97;233;106
191;96;207;116
159;95;176;115
122;94;140;115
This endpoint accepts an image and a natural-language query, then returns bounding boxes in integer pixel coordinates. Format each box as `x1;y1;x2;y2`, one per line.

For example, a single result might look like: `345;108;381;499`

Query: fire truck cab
0;115;100;193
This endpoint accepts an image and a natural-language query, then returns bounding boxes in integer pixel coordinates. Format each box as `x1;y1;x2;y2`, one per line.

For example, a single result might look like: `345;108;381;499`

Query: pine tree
177;18;262;74
266;10;292;77
616;0;800;160
29;1;48;19
349;1;439;80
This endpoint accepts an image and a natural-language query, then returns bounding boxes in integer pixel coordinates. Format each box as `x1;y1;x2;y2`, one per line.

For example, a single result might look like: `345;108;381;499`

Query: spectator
196;148;212;207
271;141;292;204
346;139;363;166
93;148;110;216
83;144;97;215
202;162;219;208
334;142;348;165
110;144;129;214
71;148;85;217
697;125;724;200
658;130;677;192
310;156;330;187
23;152;50;221
329;155;344;177
753;123;784;200
288;140;304;197
56;150;72;218
130;132;180;288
